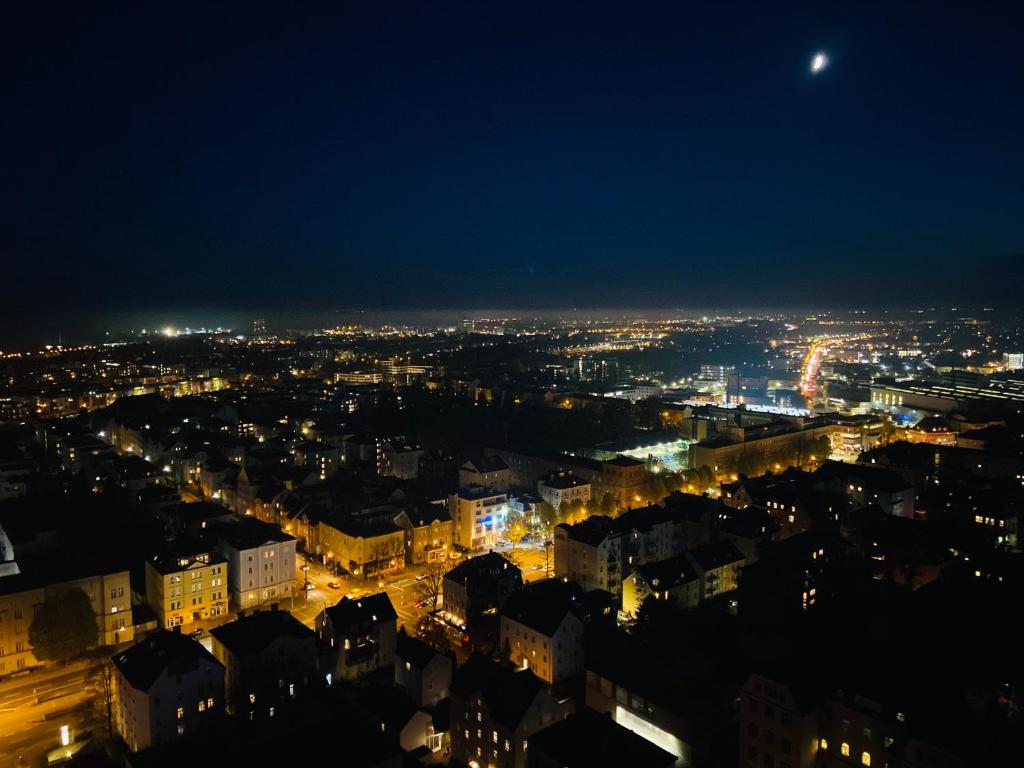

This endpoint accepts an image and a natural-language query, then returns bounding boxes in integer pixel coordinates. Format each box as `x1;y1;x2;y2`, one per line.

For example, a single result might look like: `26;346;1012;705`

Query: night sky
3;2;1023;335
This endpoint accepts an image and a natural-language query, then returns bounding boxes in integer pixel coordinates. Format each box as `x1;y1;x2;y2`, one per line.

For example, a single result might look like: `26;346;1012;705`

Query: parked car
327;581;340;589
188;628;204;639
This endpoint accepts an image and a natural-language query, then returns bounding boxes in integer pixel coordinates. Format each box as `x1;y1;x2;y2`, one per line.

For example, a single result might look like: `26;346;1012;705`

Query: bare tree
91;657;116;737
415;559;446;612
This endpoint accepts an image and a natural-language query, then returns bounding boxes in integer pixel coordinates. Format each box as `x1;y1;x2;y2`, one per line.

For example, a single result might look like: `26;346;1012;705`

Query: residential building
686;540;746;601
216;517;297;610
209;608;318;717
738;672;821;768
450;654;565;768
538;471;591;511
528;708;676;768
381;439;424;479
112;630;225;753
459;456;511;492
318;514;405;578
815;461;916;519
395;629;453;707
500;579;585;685
449;485;509;550
442;551;523;630
623;554;701;616
317;592;398;682
602;455;647;505
553;516;624;594
144;542;228;630
292;440;341;479
394;505;453;565
0;566;134;676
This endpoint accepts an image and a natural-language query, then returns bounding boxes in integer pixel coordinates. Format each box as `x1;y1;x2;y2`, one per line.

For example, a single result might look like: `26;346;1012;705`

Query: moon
810;51;829;75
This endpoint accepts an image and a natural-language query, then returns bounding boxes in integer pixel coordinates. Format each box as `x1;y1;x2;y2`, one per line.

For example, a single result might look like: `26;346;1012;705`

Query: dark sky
3;1;1023;330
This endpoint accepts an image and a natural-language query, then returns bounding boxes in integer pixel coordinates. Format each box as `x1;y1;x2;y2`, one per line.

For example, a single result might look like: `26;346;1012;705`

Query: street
0;539;555;766
290;540;553;631
0;661;105;768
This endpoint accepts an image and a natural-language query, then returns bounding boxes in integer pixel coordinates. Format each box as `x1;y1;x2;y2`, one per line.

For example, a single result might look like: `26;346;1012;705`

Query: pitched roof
462;456;509;473
209;609;313;656
113;630;222;692
216;517;296;550
500;578;581;635
557;515;617;546
687;540;745;571
636;553;699;589
396;630;439;669
529;708;676;768
445;551;519;584
324;592;397;629
452;654;545;729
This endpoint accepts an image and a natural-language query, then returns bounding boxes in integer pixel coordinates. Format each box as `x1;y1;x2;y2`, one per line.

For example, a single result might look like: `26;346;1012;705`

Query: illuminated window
841;742;850;757
862;751;871;766
819;738;828;750
198;701;205;712
176;707;184;719
249;693;256;704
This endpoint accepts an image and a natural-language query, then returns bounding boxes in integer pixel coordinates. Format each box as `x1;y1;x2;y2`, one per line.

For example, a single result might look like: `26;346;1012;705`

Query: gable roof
396;630;440;669
461;456;509;474
500;578;581;636
557;515;617;546
113;630;222;692
324;592;397;629
687;540;746;571
636;553;699;589
216;517;296;550
209;609;313;656
452;654;545;730
529;708;676;768
445;550;519;584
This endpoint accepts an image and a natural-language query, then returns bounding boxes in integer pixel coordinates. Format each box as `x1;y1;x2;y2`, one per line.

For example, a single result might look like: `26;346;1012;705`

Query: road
290;540;553;631
0;540;555;765
0;661;105;767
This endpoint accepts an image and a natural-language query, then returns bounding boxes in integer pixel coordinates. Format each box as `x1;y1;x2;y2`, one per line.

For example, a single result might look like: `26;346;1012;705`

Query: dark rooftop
113;630;222;693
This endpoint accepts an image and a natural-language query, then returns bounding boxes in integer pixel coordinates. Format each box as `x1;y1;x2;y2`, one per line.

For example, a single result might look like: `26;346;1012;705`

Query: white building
538;471;591;511
216;518;297;610
112;630;225;753
382;439;424;480
448;485;508;550
500;581;585;685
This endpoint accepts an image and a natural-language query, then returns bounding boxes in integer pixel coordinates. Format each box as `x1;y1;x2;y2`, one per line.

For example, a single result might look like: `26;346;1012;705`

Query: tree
92;657;116;736
506;508;527;547
599;493;618;516
538;501;558;531
29;588;97;663
812;435;832;464
415;559;446;613
411;620;451;653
